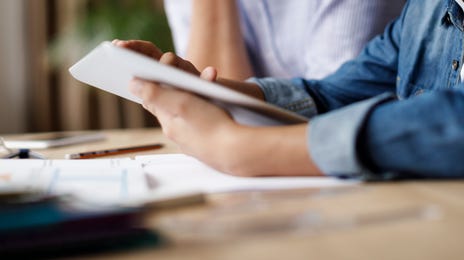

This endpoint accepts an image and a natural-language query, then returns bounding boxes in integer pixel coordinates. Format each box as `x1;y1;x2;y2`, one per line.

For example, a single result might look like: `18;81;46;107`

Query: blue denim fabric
252;0;464;179
250;78;318;118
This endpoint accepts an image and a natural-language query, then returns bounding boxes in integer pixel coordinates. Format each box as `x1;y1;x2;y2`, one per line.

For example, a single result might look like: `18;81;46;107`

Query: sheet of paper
0;159;150;206
69;42;308;126
0;154;358;207
136;154;359;194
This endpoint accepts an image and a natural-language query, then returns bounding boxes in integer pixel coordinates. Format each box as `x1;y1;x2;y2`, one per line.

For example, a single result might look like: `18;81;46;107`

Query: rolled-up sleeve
309;93;396;180
254;76;464;179
251;77;396;179
248;77;318;118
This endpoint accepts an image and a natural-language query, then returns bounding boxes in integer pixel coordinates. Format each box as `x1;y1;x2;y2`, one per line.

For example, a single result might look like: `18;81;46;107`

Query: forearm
187;0;253;80
359;90;464;178
216;124;323;177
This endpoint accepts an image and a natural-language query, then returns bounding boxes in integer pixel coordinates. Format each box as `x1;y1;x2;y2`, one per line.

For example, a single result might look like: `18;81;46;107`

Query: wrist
210;123;251;175
215;124;324;177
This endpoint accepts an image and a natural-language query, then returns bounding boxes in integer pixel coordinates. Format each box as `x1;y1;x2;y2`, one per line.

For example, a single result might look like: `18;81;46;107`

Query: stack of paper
0;159;150;206
1;155;358;206
136;154;359;194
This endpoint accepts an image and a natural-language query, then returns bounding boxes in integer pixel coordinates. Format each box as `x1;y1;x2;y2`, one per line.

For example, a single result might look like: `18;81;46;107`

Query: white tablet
69;42;309;126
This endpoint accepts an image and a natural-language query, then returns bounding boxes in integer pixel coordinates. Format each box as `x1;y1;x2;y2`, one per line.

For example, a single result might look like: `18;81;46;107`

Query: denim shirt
252;0;464;179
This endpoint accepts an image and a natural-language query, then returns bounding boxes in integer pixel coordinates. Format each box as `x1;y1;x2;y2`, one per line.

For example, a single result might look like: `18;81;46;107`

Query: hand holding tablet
69;42;308;126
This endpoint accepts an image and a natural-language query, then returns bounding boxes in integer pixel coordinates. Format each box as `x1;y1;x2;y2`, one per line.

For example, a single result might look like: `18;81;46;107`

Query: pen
65;143;164;159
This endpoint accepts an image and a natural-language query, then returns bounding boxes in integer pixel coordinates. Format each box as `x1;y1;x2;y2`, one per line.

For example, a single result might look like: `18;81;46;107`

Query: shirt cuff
309;93;396;180
247;77;318;118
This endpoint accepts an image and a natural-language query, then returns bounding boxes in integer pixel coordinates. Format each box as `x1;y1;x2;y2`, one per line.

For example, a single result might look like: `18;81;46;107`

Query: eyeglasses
0;137;45;159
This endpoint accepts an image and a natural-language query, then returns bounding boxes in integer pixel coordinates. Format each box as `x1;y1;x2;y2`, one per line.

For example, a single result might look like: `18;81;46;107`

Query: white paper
0;159;150;206
69;42;309;126
136;154;359;194
0;154;358;207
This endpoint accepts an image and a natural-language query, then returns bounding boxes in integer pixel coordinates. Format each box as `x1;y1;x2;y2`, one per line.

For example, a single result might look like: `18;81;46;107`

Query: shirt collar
444;0;464;31
455;1;464;82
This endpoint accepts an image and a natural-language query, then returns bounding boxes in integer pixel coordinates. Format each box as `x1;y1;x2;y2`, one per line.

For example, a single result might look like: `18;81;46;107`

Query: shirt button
446;14;452;24
452;60;459;70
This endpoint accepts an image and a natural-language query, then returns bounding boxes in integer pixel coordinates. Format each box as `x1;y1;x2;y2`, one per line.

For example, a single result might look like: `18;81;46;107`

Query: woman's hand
113;39;218;79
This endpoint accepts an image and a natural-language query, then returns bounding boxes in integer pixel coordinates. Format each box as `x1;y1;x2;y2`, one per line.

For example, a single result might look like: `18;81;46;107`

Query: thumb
200;67;218;82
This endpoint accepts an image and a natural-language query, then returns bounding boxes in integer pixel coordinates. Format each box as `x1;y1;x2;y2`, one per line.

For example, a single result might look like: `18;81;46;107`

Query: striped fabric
164;0;405;79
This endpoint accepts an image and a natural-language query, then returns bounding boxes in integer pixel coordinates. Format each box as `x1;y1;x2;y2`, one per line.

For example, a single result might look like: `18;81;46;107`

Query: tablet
3;132;106;149
69;42;309;126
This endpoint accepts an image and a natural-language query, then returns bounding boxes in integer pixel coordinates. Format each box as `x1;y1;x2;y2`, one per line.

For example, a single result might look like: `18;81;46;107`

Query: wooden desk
2;128;464;259
1;128;180;160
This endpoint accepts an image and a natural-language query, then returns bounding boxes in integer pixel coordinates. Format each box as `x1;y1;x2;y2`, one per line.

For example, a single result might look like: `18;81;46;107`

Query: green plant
50;0;174;67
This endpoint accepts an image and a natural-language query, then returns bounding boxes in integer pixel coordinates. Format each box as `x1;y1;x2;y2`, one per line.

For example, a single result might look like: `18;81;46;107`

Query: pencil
65;143;164;159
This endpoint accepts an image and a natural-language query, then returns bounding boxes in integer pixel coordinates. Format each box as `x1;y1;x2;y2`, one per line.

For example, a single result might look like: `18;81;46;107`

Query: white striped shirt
164;0;405;79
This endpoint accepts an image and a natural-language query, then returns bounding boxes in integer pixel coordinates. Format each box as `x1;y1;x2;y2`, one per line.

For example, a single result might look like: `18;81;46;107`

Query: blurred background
0;0;173;134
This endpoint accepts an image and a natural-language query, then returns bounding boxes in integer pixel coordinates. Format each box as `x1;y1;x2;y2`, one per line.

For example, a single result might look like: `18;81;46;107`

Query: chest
397;7;464;99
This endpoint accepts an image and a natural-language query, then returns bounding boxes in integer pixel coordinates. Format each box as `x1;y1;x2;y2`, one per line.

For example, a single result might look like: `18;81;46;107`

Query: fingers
129;79;185;117
129;78;214;121
128;78;236;159
200;66;218;82
112;39;163;60
129;79;161;113
112;39;202;76
159;52;201;76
